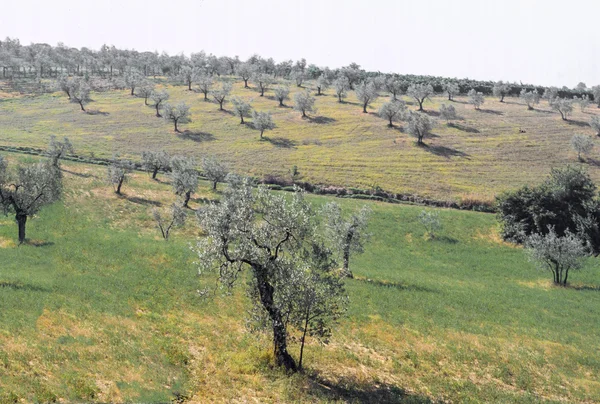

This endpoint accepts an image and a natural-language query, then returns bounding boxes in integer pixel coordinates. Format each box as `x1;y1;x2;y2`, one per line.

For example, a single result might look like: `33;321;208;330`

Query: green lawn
1;79;600;204
1;154;599;402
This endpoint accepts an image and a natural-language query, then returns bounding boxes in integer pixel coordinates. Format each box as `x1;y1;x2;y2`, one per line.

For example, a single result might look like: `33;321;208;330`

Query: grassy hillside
1;153;600;403
1;79;599;203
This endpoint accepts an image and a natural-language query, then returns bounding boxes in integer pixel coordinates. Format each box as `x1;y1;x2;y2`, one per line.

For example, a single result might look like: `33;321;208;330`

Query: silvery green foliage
141;150;170;179
316;75;329;95
439;103;457;123
194;178;342;370
252;111;276;138
385;78;404;101
355;81;379;113
0;156;62;243
543;87;559;103
196;74;213;100
525;227;587;286
178;65;201;90
334;76;350;102
590;115;600;135
170;155;198;207
291;70;305;87
407;83;434;111
124;68;144;95
46;135;74;167
443;82;460;101
576;82;587;92
70;78;91;111
152;203;187;240
592;85;600;107
550;97;574;120
378;100;406;127
150;90;169;117
162;102;191;132
136;80;155;105
236;62;257;87
211;82;232;110
571;134;594;160
467;89;485;110
492;81;511;102
576;94;590;112
321;202;371;278
293;90;316;118
418;210;442;238
406;111;436;145
252;73;274;96
107;155;134;195
519;89;540;110
273;85;290;106
201;156;229;190
370;75;386;92
56;73;76;99
231;97;253;124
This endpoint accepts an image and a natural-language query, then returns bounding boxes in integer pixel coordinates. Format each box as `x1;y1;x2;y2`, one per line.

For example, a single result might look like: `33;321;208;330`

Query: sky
1;0;598;87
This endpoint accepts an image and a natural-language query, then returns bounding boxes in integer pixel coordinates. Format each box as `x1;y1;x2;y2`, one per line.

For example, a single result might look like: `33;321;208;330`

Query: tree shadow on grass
477;109;503;115
570;284;600;292
566;119;590;127
307;116;336;124
353;276;438;293
585;158;600;167
123;195;162;207
24;240;55;247
423;144;470;159
448;122;480;133
85;109;110;116
430;235;459;244
305;373;434;403
423;110;440;117
178;130;215;142
262;136;297;148
530;108;554;114
60;168;94;178
0;280;50;292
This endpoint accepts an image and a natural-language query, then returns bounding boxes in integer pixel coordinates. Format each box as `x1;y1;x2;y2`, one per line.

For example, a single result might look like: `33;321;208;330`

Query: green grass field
1;78;599;203
1;154;599;403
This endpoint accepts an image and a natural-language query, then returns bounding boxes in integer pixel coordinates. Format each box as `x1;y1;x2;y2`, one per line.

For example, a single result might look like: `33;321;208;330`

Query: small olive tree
492;81;511;102
107;156;134;195
577;95;591;112
406;111;436;145
378;100;406;127
520;89;540;110
0;157;62;244
385;78;404;101
418;210;442;239
236;62;257;88
525;227;588;286
211;82;232;111
551;98;574;120
70;79;91;112
150;90;169;117
316;75;329;95
253;73;273;96
231;97;253;124
355;81;379;113
46;135;74;168
321;202;371;278
467;89;485;110
334;76;350;102
141;150;170;180
124;68;144;95
137;81;155;105
293;90;316;118
196;74;213;101
273;85;290;106
153;203;187;240
407;83;434;111
443;82;460;101
170;156;198;208
439;104;457;123
571;134;594;161
252;111;276;138
592;85;600;108
163;102;191;132
201;156;229;190
589;115;600;136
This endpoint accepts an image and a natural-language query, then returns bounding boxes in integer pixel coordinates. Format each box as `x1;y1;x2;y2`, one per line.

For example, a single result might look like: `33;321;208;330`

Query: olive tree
252;111;276;138
231;97;253;124
253;73;273;96
153;203;187;240
163;102;191;132
492;81;511;102
443;82;460;101
136;81;155;105
407;83;434;111
178;65;200;91
291;70;305;87
211;82;232;111
550;98;574;120
141;150;170;179
520;89;540;110
571;134;594;161
316;75;329;95
439;104;457;123
378;100;406;127
321;202;371;278
577;95;590;112
591;85;600;108
196;74;213;100
201;156;229;190
273;85;290;106
46;135;74;167
194;178;344;371
170;156;198;208
236;62;256;88
0;157;62;244
107;156;134;195
293;90;316;118
385;77;404;101
418;210;442;239
406;111;436;145
467;89;485;110
525;227;588;286
124;68;144;95
57;73;75;99
334;76;350;102
590;115;600;135
543;87;559;104
150;90;169;117
355;81;379;113
70;79;91;112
